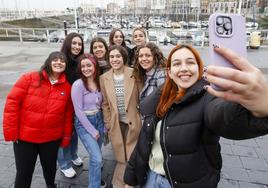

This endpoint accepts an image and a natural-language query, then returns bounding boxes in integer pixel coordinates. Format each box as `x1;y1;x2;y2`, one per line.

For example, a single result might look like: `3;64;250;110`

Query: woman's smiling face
133;30;146;46
92;42;106;60
81;58;95;78
109;49;124;71
138;47;155;72
168;48;199;90
71;37;82;56
113;31;124;46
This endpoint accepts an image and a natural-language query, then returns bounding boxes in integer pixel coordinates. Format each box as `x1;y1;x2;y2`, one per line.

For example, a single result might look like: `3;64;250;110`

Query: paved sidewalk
1;42;268;188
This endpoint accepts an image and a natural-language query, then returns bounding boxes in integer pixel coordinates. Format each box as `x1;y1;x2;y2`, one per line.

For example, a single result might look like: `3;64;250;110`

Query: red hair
156;45;204;118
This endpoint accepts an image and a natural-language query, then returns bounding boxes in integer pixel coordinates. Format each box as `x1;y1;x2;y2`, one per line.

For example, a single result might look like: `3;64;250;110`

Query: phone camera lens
216;26;224;35
224;22;232;31
216;17;224;25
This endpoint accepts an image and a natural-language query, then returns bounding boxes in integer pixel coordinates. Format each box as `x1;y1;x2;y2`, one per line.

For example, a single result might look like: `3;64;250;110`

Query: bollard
64;21;67;36
19;29;23;44
46;29;50;43
77;17;79;33
201;31;205;48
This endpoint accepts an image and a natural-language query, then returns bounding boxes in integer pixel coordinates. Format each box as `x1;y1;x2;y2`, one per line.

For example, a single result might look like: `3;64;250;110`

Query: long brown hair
60;32;84;62
156;45;204;118
132;42;166;83
109;28;126;47
77;54;100;91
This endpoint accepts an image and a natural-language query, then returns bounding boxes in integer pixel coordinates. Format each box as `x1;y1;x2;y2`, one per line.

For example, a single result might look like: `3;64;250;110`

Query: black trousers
13;139;60;188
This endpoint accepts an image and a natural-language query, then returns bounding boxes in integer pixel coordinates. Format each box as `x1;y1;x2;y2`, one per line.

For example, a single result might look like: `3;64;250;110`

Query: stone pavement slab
231;145;258;158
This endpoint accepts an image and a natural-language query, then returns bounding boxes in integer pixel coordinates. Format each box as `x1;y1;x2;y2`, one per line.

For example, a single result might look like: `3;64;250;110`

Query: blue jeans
57;126;79;170
143;170;171;188
74;111;104;188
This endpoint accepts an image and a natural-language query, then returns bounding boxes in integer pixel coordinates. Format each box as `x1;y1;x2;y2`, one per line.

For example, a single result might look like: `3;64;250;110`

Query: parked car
169;30;193;45
23;36;46;42
249;31;261;49
176;35;193;45
148;35;158;44
100;24;111;29
170;37;178;45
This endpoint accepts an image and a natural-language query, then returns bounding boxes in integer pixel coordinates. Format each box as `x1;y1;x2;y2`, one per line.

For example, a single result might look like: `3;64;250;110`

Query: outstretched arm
204;45;268;118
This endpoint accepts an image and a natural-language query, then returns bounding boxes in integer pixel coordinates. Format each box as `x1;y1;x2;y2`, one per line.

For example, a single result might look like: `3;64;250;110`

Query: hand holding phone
208;13;247;90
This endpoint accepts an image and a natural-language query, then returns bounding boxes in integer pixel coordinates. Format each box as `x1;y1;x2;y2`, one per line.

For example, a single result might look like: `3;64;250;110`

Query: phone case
209;13;247;90
209;13;247;69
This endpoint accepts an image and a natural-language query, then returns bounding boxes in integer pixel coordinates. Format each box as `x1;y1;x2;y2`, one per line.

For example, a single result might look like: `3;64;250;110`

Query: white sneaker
72;157;83;166
60;167;76;178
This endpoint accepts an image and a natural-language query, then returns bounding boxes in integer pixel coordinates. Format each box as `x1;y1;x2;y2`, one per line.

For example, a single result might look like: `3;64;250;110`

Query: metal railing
1;27;268;47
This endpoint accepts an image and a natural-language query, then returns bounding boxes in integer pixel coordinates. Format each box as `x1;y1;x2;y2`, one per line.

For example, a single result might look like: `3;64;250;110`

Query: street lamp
252;0;256;29
74;0;79;30
238;0;243;14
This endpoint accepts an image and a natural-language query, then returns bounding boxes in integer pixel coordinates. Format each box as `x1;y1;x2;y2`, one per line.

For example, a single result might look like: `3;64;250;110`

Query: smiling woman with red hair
156;44;203;117
124;44;268;188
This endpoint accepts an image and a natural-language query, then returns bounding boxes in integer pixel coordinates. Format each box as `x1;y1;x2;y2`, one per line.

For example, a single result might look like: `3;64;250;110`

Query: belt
84;109;100;115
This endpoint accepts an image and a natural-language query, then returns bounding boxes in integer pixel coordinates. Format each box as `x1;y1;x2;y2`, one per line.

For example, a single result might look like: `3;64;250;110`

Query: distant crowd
3;26;268;188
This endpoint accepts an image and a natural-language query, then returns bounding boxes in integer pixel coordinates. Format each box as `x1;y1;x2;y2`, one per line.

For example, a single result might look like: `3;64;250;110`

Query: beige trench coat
100;66;142;163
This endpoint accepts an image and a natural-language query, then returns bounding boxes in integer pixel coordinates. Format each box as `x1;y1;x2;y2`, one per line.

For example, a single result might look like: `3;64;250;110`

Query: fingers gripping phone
209;13;247;89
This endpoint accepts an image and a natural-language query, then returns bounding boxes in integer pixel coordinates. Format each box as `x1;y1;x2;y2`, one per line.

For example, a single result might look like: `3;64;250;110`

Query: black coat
128;46;137;68
124;79;268;188
65;56;79;85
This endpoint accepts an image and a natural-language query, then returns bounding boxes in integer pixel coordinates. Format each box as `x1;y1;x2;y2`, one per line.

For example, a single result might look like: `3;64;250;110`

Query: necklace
50;78;58;84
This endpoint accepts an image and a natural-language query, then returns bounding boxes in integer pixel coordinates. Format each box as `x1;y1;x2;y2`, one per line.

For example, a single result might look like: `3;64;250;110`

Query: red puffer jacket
3;70;73;147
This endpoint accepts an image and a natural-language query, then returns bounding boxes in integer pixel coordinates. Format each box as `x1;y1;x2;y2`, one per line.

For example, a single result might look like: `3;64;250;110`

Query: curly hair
132;42;166;83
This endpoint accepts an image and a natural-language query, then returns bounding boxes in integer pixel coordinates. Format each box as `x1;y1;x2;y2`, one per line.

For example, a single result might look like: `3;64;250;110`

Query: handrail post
46;29;50;43
63;21;67;36
201;31;205;47
19;28;23;44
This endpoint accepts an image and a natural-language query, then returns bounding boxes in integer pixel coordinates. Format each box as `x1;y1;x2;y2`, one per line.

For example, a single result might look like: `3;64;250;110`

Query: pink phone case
209;13;247;89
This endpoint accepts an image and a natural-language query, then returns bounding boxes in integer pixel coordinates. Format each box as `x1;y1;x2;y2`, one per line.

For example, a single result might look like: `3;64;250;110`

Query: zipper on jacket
162;112;177;187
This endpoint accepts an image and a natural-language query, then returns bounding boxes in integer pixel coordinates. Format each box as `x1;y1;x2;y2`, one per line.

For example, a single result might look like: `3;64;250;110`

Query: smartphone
209;13;247;90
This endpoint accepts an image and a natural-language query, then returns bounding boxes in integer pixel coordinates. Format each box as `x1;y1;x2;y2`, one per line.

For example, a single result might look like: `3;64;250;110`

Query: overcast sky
1;0;124;11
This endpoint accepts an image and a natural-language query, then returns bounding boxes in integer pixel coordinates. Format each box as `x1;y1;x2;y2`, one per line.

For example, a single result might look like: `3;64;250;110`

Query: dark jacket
124;79;268;188
128;46;137;68
65;56;79;85
125;46;132;67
